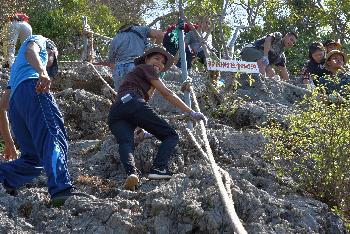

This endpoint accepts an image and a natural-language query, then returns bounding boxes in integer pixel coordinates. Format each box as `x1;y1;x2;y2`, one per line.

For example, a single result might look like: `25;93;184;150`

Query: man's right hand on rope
262;55;269;66
190;111;207;125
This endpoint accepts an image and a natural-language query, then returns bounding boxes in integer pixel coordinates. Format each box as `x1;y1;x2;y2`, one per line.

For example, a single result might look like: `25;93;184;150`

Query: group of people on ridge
300;40;349;96
0;11;348;206
240;31;349;96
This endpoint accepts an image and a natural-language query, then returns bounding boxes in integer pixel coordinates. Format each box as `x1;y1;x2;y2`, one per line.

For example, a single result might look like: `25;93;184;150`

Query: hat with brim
46;39;59;78
134;46;174;72
325;50;347;64
323;40;342;49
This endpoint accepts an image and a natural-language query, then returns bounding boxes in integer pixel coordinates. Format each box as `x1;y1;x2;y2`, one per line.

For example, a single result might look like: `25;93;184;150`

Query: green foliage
210;73;249;123
24;0;120;59
261;90;350;225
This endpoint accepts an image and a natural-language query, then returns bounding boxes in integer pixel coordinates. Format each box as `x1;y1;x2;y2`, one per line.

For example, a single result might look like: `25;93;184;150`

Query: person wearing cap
318;50;350;96
107;24;164;91
300;42;326;87
240;32;298;80
108;46;207;191
0;35;91;204
2;12;32;68
323;39;342;53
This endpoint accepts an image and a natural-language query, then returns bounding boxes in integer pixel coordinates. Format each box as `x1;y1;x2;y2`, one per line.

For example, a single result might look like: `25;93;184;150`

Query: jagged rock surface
0;66;347;233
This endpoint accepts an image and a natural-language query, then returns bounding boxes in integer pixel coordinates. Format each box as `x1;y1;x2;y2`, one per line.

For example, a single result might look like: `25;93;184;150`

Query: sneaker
51;188;94;207
148;167;173;180
3;184;18;196
124;174;139;191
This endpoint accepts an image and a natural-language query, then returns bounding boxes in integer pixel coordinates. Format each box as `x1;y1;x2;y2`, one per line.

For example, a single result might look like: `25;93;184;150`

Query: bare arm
25;42;51;93
263;36;273;56
149;29;164;45
279;66;289;80
151;79;192;113
0;89;17;160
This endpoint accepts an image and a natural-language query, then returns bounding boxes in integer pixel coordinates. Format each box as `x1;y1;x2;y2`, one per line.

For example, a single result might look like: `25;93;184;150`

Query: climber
108;46;207;191
107;23;164;91
2;12;32;68
0;35;92;205
300;42;327;87
318;50;350;97
163;17;211;71
240;31;298;80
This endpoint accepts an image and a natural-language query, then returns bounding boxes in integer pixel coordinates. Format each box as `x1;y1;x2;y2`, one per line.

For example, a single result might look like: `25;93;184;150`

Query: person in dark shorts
240;32;297;80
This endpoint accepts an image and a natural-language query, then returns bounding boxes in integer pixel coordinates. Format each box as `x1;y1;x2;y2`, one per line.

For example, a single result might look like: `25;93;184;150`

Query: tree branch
147;11;179;27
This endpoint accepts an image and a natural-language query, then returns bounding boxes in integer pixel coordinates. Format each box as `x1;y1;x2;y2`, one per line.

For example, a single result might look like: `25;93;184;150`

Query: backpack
117;24;151;48
117;24;144;40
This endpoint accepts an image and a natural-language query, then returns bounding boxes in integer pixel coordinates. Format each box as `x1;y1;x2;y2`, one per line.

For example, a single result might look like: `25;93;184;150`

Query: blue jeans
108;93;179;174
113;62;135;91
0;79;73;196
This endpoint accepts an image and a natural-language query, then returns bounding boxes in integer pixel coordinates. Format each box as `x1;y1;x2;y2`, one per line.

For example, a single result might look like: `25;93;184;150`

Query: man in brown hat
108;46;207;191
318;49;350;96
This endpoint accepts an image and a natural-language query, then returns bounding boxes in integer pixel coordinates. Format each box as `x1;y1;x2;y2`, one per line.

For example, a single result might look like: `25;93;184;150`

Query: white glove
261;55;269;66
190;111;208;125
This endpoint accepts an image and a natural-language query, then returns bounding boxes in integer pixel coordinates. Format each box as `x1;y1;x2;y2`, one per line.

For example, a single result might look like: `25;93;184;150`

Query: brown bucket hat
323;39;342;49
134;46;174;72
325;50;347;64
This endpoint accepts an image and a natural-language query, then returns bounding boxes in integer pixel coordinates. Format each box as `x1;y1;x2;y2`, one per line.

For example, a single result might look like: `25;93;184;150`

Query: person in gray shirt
240;32;297;80
108;25;164;90
2;12;32;68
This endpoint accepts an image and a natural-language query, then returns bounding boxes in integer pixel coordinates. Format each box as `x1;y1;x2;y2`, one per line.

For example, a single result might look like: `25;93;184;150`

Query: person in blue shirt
0;35;91;205
107;24;164;91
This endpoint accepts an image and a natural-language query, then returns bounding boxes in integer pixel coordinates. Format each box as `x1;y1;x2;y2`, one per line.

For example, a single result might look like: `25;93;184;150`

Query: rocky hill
0;63;347;233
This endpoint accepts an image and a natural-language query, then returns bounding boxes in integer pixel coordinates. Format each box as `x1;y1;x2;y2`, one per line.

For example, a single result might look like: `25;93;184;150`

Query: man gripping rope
0;35;91;204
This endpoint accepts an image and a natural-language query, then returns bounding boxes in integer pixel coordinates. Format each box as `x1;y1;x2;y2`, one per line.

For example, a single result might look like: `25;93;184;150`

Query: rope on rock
87;62;117;96
270;77;312;94
187;86;247;234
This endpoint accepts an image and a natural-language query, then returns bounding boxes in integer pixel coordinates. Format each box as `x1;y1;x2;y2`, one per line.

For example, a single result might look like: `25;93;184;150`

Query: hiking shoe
3;184;18;196
51;188;94;207
148;167;173;180
124;174;139;191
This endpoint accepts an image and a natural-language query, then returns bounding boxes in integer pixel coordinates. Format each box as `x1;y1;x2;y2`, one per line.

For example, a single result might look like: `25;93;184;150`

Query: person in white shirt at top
2;12;32;68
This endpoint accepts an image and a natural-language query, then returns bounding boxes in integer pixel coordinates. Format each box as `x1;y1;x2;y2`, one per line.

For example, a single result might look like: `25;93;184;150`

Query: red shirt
165;23;199;34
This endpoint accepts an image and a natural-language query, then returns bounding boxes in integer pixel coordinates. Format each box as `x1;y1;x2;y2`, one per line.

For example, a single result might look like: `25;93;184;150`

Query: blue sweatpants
0;79;73;196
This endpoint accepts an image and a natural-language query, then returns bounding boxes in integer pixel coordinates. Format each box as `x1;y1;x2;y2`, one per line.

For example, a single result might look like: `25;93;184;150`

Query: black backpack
118;24;144;40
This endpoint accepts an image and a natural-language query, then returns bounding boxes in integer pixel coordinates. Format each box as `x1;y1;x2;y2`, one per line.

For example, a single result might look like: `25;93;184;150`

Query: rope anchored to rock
180;78;247;234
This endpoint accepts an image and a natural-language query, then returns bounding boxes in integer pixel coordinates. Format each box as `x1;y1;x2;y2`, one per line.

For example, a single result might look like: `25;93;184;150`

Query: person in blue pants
0;35;91;204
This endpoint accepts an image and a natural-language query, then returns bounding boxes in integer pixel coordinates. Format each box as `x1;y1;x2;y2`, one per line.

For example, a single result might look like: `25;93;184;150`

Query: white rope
270;78;312;94
189;87;248;234
86;62;117;96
